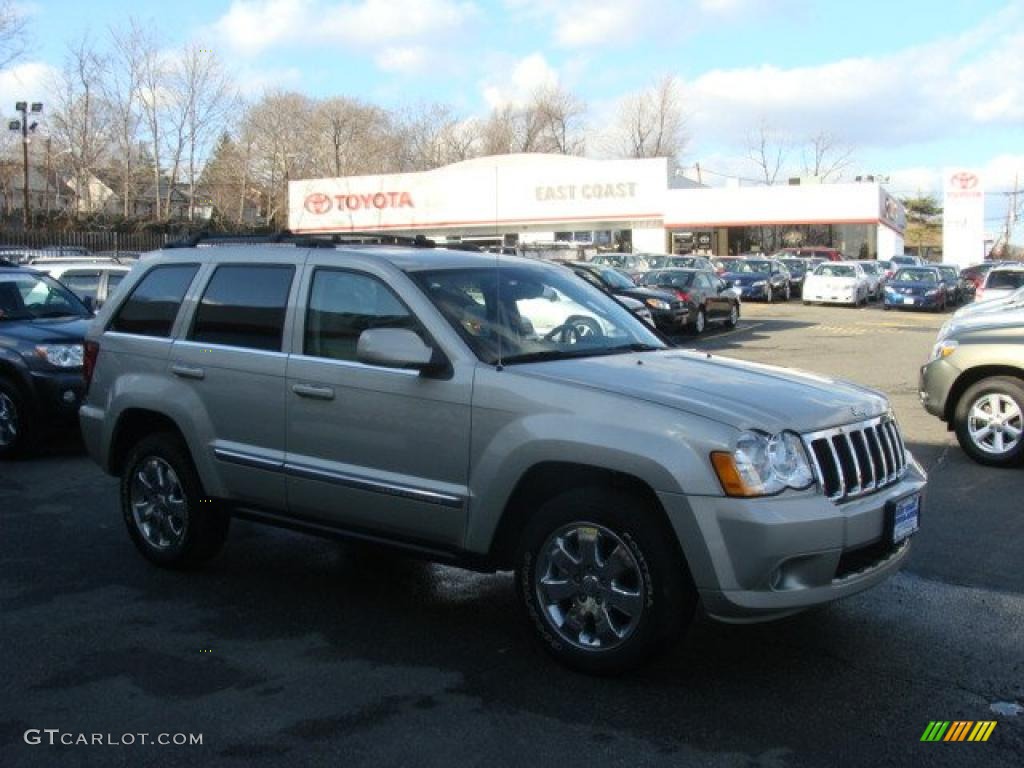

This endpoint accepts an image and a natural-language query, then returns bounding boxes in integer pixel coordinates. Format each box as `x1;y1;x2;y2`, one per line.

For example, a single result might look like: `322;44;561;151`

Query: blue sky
5;0;1023;236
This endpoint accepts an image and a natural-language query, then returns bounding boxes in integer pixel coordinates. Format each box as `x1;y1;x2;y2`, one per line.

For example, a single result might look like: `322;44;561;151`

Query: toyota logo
304;193;332;215
949;172;978;191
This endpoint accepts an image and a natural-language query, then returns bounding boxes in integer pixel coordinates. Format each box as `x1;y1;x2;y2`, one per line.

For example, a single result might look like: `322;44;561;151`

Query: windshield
891;256;917;266
641;270;696;289
592;254;638;270
859;263;880;275
814;264;856;278
894;268;938;282
779;260;806;273
597;267;636;290
411;264;666;365
0;272;91;321
733;260;773;274
937;267;958;281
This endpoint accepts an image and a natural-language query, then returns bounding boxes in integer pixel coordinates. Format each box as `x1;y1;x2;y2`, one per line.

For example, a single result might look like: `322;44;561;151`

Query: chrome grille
803;415;907;502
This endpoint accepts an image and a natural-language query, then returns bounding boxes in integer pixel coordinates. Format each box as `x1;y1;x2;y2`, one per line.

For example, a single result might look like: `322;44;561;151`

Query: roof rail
163;230;483;252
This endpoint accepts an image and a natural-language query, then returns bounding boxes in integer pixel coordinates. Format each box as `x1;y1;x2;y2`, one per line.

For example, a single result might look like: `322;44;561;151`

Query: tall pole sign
942;168;985;269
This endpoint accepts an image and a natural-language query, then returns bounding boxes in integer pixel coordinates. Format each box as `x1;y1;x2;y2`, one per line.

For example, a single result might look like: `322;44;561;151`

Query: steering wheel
543;316;604;344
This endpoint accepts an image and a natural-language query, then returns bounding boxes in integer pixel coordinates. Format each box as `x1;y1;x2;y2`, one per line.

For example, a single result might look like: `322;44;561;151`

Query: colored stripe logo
920;721;996;742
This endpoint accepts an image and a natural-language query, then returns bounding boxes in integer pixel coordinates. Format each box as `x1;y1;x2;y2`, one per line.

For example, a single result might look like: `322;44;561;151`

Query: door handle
291;383;335;401
171;364;205;380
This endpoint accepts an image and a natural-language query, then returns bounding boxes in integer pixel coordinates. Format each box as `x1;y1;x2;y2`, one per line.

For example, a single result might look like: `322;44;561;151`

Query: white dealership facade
289;154;905;259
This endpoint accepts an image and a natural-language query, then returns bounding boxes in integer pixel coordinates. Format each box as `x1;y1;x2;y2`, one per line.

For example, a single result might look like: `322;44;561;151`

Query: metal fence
0;229;169;257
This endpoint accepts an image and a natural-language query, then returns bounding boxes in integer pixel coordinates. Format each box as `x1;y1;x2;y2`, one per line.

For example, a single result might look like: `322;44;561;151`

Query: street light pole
10;101;43;229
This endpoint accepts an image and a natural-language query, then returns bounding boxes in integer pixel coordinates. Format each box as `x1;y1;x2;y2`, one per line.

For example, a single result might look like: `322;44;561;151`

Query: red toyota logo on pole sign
304;193;332;215
949;172;978;190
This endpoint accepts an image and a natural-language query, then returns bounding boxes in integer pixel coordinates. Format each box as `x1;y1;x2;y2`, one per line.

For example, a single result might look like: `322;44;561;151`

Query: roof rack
163;230;484;252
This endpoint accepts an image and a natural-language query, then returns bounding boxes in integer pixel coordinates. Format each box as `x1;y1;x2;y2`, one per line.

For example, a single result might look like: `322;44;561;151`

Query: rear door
170;258;298;509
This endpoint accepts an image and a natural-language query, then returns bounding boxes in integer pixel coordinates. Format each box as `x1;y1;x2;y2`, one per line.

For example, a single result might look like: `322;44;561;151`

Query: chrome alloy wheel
968;394;1023;456
130;457;188;549
0;392;17;447
534;523;646;651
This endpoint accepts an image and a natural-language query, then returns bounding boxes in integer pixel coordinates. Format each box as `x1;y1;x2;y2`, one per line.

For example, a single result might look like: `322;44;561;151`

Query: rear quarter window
109;264;199;337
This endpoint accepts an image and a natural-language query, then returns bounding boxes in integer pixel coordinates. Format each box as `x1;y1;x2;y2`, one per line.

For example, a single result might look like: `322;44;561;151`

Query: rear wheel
515;487;696;675
121;432;230;568
954;377;1024;467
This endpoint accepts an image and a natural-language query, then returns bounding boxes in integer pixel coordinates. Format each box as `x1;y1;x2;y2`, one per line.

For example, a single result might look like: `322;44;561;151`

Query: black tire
953;377;1024;468
692;307;706;335
515;487;696;675
121;432;230;568
725;302;739;328
0;378;32;459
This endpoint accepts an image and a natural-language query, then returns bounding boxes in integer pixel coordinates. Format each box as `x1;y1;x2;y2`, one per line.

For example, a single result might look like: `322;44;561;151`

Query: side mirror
357;328;439;372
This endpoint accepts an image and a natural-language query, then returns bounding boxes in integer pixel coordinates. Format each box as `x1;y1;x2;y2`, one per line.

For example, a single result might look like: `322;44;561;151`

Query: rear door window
110;264;199;337
60;270;101;301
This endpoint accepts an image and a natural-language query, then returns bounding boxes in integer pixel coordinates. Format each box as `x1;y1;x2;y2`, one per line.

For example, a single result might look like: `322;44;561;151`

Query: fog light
62;390;76;404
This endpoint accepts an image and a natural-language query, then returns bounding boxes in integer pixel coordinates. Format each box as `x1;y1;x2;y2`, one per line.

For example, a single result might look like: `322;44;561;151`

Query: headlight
751;281;766;288
930;339;958;361
925;288;940;296
34;344;84;368
711;430;815;497
644;297;671;310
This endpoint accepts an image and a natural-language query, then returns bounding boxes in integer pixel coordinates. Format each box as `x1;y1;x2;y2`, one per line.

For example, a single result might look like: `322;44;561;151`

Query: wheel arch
109;408;190;477
488;461;690;576
944;366;1024;424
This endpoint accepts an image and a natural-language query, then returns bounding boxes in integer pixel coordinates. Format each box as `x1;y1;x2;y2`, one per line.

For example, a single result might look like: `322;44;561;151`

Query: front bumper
733;284;769;300
884;292;942;309
919;356;961;421
804;288;857;305
28;369;86;427
658;455;926;621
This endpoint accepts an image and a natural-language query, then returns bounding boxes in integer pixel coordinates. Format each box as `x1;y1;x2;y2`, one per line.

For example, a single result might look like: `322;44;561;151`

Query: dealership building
289;154;905;259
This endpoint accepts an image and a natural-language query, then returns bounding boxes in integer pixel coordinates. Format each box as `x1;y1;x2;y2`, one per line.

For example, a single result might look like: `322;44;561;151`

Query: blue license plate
892;494;920;543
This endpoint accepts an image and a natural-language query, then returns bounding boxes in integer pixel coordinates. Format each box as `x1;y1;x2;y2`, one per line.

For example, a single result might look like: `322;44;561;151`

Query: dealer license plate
890;494;920;544
902;296;915;305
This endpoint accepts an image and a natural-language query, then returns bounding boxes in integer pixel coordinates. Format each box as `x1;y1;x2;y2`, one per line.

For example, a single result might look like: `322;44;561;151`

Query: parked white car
802;262;870;306
952;285;1024;320
853;261;884;300
29;257;134;309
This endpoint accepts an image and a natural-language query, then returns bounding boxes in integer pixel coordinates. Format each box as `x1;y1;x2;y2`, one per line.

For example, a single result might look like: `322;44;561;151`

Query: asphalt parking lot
1;299;1022;767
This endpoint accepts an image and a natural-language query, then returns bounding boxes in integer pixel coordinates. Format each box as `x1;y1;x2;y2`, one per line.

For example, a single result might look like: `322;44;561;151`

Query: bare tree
103;22;147;217
134;24;166;219
394;103;478;171
311;97;394;177
745;121;789;185
531;85;586;155
613;75;688;165
0;0;28;69
49;36;110;216
801;130;854;181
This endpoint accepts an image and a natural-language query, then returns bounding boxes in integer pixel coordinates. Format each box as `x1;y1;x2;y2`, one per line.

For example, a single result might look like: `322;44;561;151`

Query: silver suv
80;240;926;673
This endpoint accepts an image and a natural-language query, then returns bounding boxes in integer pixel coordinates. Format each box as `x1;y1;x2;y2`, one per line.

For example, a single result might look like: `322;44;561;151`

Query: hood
952;295;1024;319
0;316;90;346
724;272;770;284
619;286;677;302
514;349;890;434
941;308;1024;340
888;280;942;293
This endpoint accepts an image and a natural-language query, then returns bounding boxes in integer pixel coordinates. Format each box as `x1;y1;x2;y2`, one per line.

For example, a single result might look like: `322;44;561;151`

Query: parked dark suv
0;265;93;457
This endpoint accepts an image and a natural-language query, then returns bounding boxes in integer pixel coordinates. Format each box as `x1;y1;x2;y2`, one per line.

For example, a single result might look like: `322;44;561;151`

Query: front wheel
0;380;31;459
515;487;696;675
954;377;1024;467
121;433;230;568
725;303;739;328
692;307;706;335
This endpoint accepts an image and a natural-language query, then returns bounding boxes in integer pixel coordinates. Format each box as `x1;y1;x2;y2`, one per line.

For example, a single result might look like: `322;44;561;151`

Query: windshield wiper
502;343;663;364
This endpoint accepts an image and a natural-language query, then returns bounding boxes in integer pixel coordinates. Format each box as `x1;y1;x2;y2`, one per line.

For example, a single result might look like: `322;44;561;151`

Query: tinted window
189;265;294;351
305;270;418;362
987;271;1024;290
110;264;199;337
106;272;126;291
61;270;101;300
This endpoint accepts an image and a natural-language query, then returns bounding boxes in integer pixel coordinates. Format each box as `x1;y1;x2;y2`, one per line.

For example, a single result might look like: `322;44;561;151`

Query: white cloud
482;53;559;109
375;47;427;74
0;61;58;114
681;6;1024;150
212;0;479;56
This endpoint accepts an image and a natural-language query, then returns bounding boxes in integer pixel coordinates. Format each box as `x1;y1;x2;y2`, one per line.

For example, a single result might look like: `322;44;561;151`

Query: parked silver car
80;240;925;673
